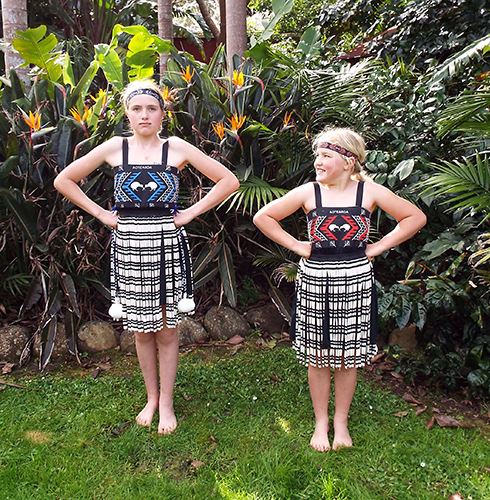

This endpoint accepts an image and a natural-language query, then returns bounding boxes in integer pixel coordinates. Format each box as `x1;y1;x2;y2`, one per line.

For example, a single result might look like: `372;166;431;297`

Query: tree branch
196;0;220;40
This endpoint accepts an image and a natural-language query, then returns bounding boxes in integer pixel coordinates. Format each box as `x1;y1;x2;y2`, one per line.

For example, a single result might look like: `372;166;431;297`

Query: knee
134;331;154;345
155;328;178;346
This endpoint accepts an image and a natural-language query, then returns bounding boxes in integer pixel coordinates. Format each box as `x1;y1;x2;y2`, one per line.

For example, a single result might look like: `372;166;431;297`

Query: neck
130;134;162;148
318;175;353;191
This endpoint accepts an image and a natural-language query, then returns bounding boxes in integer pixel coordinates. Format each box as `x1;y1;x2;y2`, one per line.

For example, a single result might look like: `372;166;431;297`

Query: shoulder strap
355;181;364;207
313;182;322;208
161;140;169;166
122;138;128;167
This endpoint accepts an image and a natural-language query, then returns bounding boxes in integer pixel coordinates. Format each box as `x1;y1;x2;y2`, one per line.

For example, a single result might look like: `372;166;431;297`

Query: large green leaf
12;26;63;82
95;44;123;90
250;0;295;47
111;24;172;54
62;53;75;88
297;26;322;60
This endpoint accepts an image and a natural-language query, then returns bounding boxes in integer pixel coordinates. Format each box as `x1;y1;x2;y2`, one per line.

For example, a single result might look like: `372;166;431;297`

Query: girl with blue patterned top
55;80;239;435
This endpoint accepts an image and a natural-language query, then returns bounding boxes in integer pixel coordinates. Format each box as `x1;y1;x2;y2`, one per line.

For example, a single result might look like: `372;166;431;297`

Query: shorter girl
55;80;239;434
253;127;426;451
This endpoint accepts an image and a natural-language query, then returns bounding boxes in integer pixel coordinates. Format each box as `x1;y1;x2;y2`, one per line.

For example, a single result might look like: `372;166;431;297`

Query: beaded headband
125;88;165;110
317;141;359;162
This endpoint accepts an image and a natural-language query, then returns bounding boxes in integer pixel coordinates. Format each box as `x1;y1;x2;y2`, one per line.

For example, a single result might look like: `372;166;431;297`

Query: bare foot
136;401;158;427
332;418;352;450
310;420;330;452
158;404;177;435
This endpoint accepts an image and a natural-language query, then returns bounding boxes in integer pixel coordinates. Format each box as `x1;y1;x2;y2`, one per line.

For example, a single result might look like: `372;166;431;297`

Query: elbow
253;211;263;228
418;211;427;230
53;174;63;193
230;175;240;193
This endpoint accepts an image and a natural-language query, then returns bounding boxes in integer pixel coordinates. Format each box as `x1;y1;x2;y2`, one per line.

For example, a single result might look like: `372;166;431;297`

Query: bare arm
253;184;312;258
366;182;427;258
53;137;122;228
171;137;240;226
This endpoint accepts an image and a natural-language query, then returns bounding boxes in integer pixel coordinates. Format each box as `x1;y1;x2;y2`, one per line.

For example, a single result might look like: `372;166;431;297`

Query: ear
344;158;355;170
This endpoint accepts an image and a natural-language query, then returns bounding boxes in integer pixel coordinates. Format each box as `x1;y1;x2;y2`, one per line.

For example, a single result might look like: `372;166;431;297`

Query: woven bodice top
114;138;179;210
307;181;371;255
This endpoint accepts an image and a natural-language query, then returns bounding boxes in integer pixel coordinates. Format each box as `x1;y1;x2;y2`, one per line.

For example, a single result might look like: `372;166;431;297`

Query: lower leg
308;365;331;452
156;327;179;434
134;332;159;426
333;366;357;449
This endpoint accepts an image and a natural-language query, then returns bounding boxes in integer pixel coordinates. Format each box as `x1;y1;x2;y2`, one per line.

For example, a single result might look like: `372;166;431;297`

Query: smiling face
125;94;164;136
314;146;354;183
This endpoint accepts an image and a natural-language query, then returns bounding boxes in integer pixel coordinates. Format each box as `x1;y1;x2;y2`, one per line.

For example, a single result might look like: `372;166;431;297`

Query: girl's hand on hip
293;241;312;259
98;209;118;229
173;209;195;228
365;242;385;261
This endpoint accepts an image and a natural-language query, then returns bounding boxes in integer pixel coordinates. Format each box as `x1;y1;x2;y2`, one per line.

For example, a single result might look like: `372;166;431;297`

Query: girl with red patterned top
254;127;426;452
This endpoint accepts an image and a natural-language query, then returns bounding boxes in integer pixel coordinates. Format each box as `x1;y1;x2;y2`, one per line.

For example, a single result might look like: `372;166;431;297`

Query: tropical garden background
0;0;489;398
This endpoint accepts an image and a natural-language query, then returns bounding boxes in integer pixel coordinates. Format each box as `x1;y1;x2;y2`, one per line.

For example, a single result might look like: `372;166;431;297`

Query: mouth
316;168;326;174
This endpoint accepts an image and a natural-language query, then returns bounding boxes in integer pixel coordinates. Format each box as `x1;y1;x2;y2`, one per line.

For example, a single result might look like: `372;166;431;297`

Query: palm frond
271;262;298;284
0;273;31;297
421;155;490;216
253;242;296;268
437;92;490;139
225;176;288;215
428;34;490;86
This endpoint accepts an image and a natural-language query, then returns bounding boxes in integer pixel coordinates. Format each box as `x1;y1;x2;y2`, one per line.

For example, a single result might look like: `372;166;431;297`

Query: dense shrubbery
319;0;490;66
0;3;488;394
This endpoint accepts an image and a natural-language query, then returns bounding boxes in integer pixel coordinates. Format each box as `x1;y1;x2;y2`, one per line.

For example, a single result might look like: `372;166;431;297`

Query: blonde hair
313;127;368;181
121;80;165;111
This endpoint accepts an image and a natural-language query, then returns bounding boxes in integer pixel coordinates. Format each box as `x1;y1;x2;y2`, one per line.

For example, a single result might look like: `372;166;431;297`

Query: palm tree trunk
225;0;247;69
2;0;30;86
158;0;173;76
218;0;226;45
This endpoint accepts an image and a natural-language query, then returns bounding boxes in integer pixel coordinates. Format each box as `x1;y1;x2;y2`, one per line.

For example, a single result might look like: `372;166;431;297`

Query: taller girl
55;80;239;434
254;127;426;451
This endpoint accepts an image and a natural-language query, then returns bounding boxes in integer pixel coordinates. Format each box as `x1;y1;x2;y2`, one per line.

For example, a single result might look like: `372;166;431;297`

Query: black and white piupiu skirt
290;248;378;369
110;209;193;333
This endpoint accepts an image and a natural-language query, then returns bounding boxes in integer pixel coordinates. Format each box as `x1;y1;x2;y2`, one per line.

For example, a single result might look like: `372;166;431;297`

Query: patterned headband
317;141;359;162
125;88;165;110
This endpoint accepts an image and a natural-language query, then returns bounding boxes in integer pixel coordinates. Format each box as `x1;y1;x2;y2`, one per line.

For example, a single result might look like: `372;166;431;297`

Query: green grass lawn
0;346;488;499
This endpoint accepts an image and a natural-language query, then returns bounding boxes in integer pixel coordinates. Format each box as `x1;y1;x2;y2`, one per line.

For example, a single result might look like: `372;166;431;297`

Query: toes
310;442;330;452
332;441;352;451
158;424;177;435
